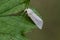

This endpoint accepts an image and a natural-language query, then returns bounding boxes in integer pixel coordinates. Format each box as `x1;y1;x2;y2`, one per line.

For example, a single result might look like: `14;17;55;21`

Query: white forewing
25;8;43;29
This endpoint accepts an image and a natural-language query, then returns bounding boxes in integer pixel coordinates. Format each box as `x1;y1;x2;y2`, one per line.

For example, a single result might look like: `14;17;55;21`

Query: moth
25;8;43;29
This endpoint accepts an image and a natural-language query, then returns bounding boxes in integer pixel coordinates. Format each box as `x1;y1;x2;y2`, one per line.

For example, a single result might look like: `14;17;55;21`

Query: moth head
25;8;34;14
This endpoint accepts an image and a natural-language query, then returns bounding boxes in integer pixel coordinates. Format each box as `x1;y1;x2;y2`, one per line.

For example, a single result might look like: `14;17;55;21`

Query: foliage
0;0;36;40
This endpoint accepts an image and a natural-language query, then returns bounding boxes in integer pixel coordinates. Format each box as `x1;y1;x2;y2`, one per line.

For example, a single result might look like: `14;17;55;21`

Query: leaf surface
0;0;36;40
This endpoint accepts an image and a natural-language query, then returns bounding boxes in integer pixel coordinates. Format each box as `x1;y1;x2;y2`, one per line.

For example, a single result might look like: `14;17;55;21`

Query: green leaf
0;16;35;34
0;4;26;16
0;0;30;15
0;34;28;40
0;15;36;40
0;0;36;40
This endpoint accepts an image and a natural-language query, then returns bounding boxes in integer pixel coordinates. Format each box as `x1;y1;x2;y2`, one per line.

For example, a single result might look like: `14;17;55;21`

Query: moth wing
27;11;43;29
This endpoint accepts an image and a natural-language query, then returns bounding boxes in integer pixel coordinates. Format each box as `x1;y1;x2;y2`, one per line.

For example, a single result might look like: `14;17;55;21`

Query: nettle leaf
0;16;35;40
0;0;36;40
0;0;27;15
0;16;35;34
0;34;28;40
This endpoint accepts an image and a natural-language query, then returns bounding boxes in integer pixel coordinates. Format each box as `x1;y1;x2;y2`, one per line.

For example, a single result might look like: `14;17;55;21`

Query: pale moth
25;8;43;29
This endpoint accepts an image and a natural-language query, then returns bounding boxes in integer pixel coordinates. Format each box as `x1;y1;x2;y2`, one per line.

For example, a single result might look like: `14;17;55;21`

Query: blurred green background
26;0;60;40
